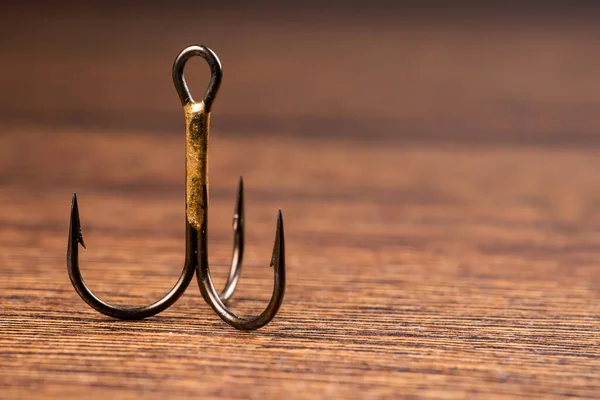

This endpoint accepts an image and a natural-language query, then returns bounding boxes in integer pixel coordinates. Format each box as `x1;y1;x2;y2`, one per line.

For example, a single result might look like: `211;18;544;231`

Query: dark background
2;1;600;145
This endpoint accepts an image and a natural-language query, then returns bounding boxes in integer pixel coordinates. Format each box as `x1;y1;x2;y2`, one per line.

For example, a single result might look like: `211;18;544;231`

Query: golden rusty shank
185;101;209;230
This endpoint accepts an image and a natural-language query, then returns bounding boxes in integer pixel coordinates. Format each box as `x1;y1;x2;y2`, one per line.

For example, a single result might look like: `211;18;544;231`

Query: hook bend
197;205;286;331
67;191;245;319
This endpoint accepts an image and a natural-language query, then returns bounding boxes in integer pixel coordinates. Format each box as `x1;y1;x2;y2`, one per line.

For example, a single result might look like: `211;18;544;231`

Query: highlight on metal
66;44;285;330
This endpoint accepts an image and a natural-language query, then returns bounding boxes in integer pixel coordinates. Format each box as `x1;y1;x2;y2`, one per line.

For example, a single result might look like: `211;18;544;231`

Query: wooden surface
1;4;599;399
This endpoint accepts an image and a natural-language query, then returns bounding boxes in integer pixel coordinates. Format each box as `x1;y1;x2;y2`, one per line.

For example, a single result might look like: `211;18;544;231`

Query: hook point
71;193;86;249
270;209;284;268
236;177;244;210
233;177;245;231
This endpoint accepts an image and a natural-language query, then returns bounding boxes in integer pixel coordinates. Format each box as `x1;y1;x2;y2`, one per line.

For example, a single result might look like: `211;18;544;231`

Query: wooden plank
1;127;598;399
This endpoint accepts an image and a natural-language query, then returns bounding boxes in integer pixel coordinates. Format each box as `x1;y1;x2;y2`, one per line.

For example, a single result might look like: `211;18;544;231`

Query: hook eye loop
172;45;222;111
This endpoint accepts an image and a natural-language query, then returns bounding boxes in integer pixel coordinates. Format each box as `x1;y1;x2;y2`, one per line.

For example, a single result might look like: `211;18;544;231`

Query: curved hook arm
197;206;286;331
219;177;245;303
176;44;286;330
67;192;244;319
172;44;222;110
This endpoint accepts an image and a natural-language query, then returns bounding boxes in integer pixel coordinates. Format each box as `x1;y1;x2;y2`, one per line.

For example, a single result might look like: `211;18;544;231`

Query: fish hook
66;47;247;320
173;45;286;330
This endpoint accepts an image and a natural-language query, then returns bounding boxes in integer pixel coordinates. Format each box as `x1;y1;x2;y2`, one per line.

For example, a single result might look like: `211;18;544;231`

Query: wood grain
1;4;599;399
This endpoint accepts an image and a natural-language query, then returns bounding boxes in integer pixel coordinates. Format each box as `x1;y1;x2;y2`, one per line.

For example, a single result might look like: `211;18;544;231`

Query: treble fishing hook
66;52;247;320
173;45;285;330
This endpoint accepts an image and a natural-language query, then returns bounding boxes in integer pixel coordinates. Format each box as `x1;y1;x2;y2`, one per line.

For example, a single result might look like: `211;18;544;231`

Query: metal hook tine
67;193;196;320
176;44;286;330
67;192;244;319
220;177;245;304
67;194;244;320
198;209;286;331
66;45;242;320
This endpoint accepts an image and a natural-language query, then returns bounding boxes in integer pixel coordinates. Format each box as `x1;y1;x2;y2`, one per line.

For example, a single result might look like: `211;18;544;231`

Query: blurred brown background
1;2;599;399
3;1;600;144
